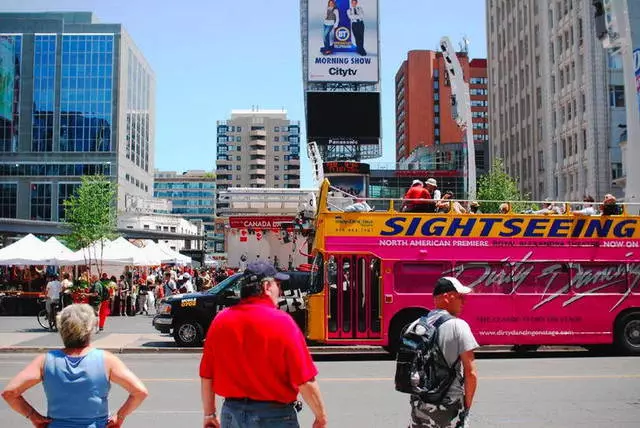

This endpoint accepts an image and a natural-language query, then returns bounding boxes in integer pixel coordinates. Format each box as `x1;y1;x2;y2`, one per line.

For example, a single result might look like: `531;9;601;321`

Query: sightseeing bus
305;180;640;355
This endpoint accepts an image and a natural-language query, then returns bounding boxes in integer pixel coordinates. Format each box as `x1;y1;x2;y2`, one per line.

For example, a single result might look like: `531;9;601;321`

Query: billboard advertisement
307;0;379;82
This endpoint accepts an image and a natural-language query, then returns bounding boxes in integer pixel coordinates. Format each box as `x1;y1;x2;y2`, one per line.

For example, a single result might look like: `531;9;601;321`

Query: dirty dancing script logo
444;252;640;312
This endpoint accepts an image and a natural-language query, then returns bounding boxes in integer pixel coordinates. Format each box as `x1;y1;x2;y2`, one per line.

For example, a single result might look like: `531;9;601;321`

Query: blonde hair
57;304;96;349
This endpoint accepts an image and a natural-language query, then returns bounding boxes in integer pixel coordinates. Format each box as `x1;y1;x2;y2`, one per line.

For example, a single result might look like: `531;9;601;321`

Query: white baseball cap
433;277;472;296
426;178;438;187
411;179;423;186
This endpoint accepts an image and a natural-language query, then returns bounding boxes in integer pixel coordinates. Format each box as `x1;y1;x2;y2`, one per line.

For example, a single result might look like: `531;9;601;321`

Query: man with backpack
395;277;479;427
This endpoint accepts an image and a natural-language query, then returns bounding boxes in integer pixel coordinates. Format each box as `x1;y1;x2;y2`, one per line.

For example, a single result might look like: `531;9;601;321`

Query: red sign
255;231;263;241
229;216;295;229
239;229;248;242
394;170;462;178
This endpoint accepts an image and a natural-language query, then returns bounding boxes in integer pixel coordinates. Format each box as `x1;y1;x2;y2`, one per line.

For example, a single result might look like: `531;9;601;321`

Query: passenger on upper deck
402;180;434;213
436;191;467;214
344;197;373;212
499;203;511;214
469;201;480;214
573;195;597;216
425;178;441;200
533;198;564;215
601;194;621;215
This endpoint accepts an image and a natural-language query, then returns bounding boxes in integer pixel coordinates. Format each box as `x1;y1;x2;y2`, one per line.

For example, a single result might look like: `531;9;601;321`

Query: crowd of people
399;178;622;217
42;265;239;333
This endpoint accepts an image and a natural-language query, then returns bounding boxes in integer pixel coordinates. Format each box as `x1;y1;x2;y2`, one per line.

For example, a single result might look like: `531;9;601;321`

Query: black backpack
394;313;460;404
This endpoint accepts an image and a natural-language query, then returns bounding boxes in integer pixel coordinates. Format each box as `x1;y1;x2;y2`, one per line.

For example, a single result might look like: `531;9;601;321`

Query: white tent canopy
57;239;133;266
141;240;180;264
0;234;55;266
156;241;191;265
44;237;75;265
109;237;161;266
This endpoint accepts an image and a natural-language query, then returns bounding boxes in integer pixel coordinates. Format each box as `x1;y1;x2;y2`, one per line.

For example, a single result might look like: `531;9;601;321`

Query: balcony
250;129;267;137
251;158;266;166
250;167;267;175
253;178;267;185
216;157;231;165
250;137;267;146
217;125;228;135
217;174;232;182
249;146;266;156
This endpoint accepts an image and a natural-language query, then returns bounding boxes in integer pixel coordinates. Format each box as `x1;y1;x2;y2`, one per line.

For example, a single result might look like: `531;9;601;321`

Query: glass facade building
154;170;217;253
0;12;155;221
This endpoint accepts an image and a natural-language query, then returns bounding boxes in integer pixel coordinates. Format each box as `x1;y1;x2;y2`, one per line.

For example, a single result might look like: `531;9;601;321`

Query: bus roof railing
322;183;640;215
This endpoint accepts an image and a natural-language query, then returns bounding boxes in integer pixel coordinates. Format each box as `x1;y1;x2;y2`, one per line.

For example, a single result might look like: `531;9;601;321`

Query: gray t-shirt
428;309;479;404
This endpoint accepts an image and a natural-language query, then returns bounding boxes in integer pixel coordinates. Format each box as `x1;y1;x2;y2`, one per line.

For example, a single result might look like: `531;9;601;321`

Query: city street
0;351;639;427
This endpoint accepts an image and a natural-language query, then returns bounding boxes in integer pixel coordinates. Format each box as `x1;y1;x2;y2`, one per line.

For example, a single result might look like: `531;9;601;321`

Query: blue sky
4;0;486;188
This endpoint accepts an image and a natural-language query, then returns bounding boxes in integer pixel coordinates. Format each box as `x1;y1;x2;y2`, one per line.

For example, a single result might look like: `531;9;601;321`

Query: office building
395;50;489;197
486;0;624;201
215;109;301;214
0;12;154;221
153;170;216;252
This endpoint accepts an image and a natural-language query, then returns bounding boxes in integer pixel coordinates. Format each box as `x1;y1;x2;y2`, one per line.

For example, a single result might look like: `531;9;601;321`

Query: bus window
448;262;512;294
393;262;450;294
513;262;569;295
357;257;367;333
570;263;628;294
327;254;338;332
341;258;352;332
309;252;325;294
370;258;381;333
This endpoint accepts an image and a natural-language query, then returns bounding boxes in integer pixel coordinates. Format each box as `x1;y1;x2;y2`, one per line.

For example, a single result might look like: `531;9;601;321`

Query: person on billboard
322;0;340;55
347;0;366;55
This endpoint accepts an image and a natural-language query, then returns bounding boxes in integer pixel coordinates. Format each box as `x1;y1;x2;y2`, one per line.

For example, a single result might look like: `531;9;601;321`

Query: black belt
225;398;302;412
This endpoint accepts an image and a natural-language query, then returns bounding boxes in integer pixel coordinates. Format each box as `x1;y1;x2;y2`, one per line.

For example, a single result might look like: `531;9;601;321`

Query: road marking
1;374;639;382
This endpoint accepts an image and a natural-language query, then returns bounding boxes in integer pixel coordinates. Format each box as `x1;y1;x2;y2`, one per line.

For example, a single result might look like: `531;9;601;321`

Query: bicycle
37;297;61;331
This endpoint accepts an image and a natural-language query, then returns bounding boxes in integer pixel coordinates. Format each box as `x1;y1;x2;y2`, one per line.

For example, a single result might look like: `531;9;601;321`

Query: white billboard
307;0;379;82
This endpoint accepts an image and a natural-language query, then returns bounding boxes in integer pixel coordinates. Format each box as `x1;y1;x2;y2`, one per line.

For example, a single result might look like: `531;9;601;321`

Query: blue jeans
221;400;299;428
323;25;334;50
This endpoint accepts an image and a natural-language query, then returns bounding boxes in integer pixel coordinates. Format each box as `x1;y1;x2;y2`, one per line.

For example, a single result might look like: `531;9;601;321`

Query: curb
0;345;586;355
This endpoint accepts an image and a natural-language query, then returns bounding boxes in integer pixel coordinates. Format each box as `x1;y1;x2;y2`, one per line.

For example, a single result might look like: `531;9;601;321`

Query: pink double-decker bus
305;180;640;355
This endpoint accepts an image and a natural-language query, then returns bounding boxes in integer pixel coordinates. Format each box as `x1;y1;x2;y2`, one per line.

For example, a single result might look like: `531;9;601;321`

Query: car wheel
615;312;640;355
173;320;204;347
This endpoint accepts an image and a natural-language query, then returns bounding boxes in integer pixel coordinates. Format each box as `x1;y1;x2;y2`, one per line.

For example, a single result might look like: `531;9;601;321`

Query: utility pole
440;37;476;200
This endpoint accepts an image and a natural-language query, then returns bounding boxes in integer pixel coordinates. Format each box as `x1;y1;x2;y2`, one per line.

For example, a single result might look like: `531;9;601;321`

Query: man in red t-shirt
402;179;434;213
199;261;328;428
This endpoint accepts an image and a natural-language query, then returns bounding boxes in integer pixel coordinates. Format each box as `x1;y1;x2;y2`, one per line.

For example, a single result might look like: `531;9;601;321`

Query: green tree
477;158;535;213
62;175;118;275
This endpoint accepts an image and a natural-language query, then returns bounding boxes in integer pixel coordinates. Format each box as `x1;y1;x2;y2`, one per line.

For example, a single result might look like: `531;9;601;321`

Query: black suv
153;271;312;347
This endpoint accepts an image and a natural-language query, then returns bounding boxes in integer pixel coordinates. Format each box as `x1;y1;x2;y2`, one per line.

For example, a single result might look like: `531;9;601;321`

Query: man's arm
299;378;328;428
460;350;478;410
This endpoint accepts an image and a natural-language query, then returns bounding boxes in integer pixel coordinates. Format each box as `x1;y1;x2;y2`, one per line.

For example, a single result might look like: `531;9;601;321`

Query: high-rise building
0;12;155;221
486;0;624;201
395;50;489;197
215;110;301;214
153;170;217;252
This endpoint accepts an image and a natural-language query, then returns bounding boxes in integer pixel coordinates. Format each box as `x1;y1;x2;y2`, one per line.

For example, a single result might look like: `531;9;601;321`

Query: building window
30;183;52;221
274;146;279;151
274;165;280;171
58;182;81;221
236;136;241;142
32;35;57;152
236;156;241;161
274;136;279;142
60;35;115;152
609;86;625;107
0;183;17;218
236;165;241;171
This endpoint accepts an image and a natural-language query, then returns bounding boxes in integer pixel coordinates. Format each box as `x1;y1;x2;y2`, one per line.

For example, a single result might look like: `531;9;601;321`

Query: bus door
327;254;382;339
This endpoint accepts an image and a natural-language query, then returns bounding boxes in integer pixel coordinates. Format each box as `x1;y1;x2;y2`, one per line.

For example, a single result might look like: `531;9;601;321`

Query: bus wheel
616;312;640;355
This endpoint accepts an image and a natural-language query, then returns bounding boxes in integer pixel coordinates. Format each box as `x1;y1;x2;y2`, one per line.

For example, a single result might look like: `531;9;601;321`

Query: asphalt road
0;353;638;427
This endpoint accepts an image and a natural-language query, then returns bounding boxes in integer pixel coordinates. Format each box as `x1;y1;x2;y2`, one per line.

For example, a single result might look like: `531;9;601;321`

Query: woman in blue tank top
1;304;148;427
